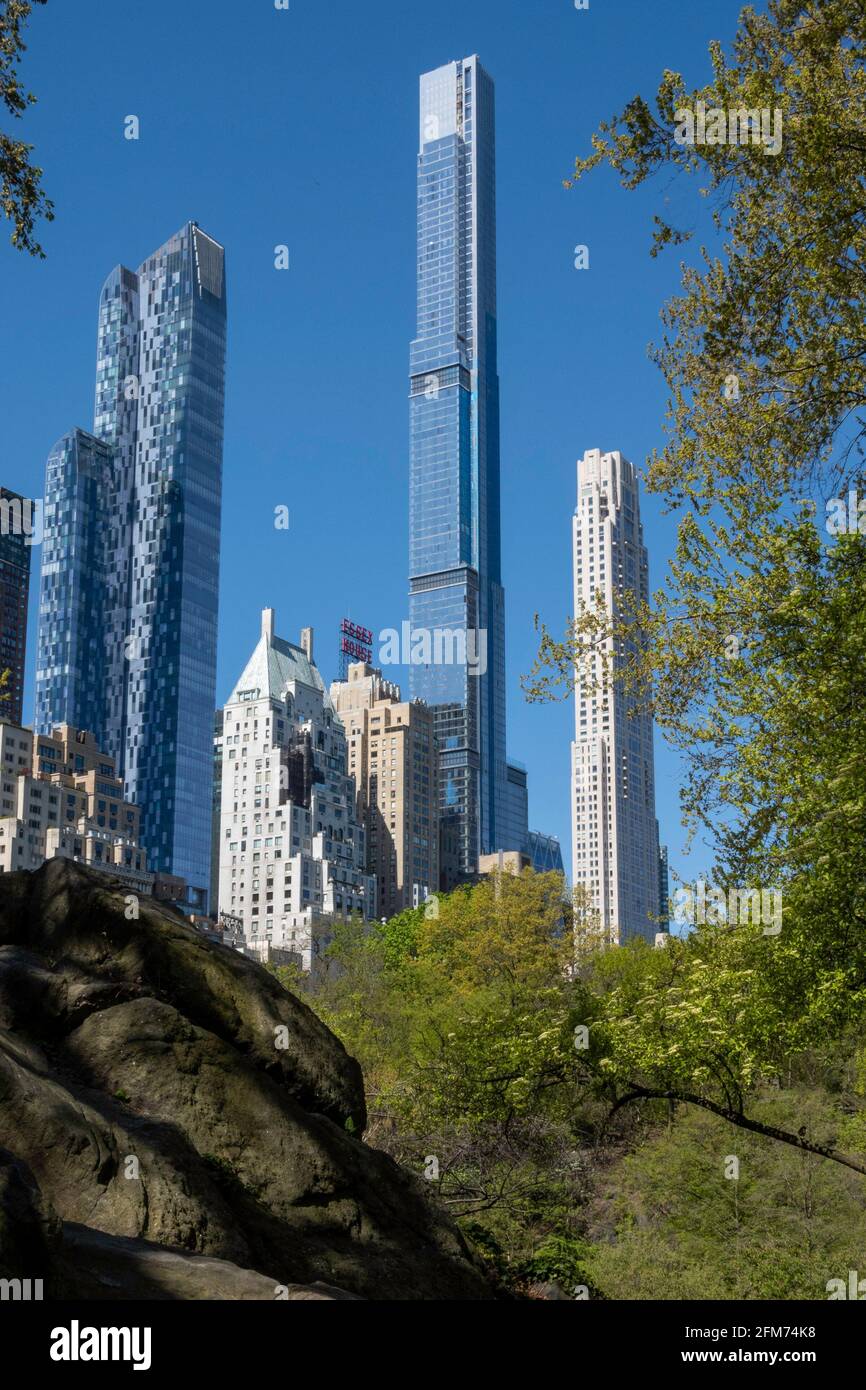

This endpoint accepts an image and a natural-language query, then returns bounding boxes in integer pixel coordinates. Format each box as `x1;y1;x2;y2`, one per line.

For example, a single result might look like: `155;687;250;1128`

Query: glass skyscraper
36;222;227;905
409;56;507;884
0;487;34;725
502;760;528;857
526;830;565;877
37;432;114;743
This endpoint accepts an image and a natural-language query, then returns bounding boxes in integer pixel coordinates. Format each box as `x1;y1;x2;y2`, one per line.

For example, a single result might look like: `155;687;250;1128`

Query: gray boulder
0;860;492;1300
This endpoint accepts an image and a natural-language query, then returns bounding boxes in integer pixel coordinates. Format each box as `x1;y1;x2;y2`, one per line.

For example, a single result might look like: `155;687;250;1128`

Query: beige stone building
0;720;155;893
478;849;532;877
330;664;438;918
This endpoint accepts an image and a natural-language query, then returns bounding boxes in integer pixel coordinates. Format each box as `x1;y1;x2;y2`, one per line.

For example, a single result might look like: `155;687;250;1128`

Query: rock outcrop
0;860;492;1300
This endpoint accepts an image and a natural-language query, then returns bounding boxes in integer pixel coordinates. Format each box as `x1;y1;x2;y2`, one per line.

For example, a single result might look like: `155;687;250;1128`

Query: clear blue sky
0;0;747;899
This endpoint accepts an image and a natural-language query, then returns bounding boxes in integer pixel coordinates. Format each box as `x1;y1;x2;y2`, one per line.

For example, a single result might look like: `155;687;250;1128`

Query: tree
302;870;575;1139
552;522;866;1172
526;0;866;801
1;0;52;256
584;1072;866;1300
283;871;590;1287
523;0;866;1171
278;866;866;1291
564;0;866;516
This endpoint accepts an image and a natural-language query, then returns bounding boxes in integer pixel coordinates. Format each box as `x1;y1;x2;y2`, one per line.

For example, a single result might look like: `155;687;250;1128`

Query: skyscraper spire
409;56;507;886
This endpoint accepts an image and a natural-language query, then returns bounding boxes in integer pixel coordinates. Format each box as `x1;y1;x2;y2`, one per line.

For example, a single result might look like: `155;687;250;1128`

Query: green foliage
281;866;866;1296
565;0;866;513
522;0;866;1178
527;0;866;843
520;1235;594;1294
584;1082;866;1300
1;0;53;255
287;872;589;1285
267;958;305;995
378;904;425;969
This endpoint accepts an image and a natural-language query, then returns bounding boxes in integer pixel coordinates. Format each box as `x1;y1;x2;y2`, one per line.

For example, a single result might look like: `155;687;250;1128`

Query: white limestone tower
571;450;660;942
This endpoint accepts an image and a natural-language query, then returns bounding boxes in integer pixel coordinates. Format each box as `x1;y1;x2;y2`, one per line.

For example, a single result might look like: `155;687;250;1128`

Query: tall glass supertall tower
409;56;507;885
36;222;227;905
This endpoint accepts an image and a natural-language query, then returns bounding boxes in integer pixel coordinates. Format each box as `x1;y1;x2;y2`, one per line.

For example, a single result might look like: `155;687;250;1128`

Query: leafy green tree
523;0;866;1171
280;869;866;1292
527;0;866;807
584;1078;866;1300
285;871;589;1286
301;871;574;1136
377;903;425;970
559;523;866;1173
1;0;52;255
564;0;866;516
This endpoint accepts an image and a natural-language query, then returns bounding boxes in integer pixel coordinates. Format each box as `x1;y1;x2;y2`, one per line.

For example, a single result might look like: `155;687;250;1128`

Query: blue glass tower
36;222;227;905
36;431;114;743
526;831;565;877
0;486;35;725
409;57;507;884
502;760;528;856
